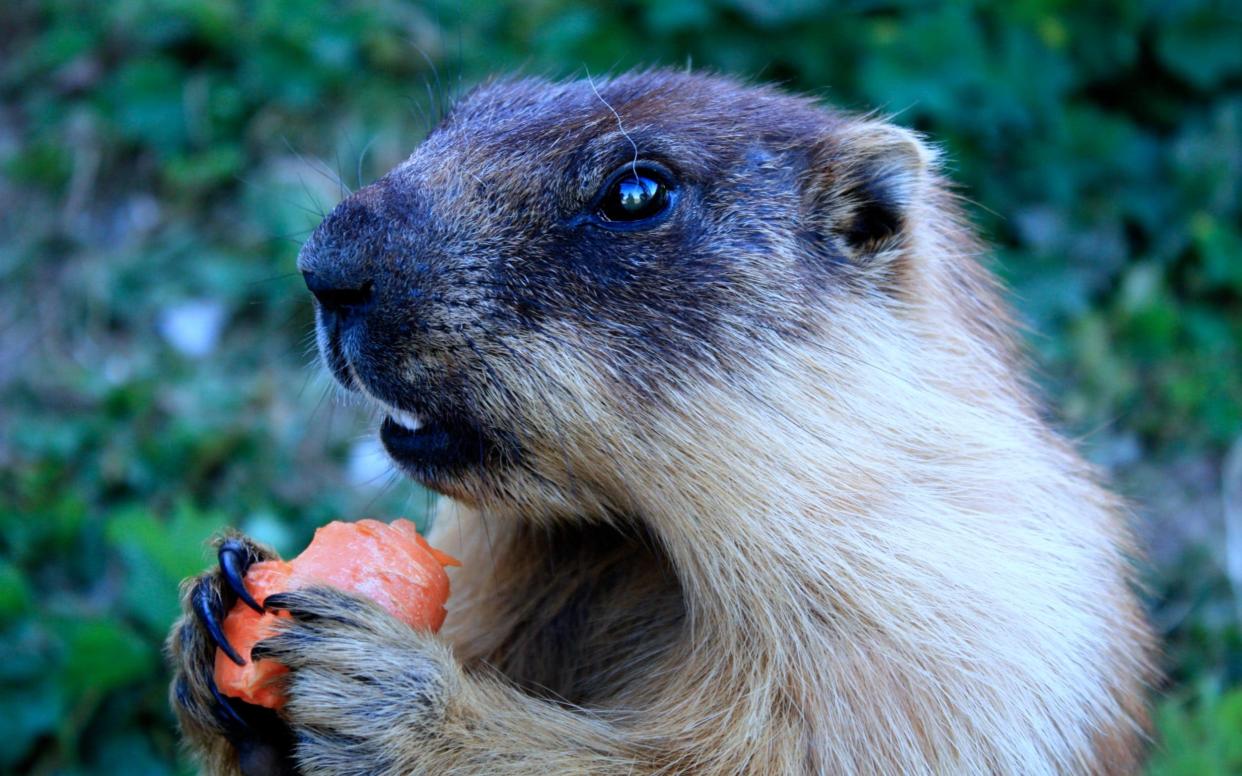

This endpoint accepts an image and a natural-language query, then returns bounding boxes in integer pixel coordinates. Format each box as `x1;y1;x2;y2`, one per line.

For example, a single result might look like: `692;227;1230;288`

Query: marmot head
298;70;949;516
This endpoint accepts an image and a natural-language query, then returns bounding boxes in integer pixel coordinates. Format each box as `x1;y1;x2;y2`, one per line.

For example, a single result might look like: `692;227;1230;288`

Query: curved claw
219;539;264;614
193;579;245;666
209;677;250;733
262;589;358;626
207;675;300;776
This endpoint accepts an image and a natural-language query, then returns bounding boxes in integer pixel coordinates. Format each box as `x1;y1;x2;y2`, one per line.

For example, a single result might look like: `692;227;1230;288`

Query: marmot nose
302;270;375;321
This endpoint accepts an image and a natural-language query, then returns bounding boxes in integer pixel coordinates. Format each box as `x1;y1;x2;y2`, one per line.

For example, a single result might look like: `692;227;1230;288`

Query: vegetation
1;0;1239;772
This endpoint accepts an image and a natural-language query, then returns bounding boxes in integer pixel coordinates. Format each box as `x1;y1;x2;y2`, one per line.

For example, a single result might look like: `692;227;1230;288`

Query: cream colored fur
426;162;1152;774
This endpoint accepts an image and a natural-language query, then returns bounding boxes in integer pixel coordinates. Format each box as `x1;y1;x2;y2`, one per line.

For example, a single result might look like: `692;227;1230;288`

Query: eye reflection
598;169;671;224
617;176;659;212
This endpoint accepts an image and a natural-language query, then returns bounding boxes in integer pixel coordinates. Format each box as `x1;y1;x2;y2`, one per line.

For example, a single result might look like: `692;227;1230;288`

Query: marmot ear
804;121;935;255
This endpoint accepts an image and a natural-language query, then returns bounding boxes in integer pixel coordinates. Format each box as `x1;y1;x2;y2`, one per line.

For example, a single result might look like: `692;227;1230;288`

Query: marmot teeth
387;409;424;432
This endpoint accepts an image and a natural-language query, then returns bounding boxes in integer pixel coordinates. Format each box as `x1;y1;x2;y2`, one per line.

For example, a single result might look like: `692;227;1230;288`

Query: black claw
219;540;264;614
263;589;364;631
260;592;307;618
261;592;292;612
261;592;321;622
193;580;245;666
209;669;300;770
248;639;274;662
209;677;251;733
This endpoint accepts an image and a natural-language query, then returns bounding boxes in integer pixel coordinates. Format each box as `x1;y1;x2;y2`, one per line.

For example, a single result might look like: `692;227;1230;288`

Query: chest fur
453;520;686;706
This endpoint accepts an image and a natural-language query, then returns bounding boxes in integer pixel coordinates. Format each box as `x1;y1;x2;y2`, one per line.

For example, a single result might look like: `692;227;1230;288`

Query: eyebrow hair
586;69;641;185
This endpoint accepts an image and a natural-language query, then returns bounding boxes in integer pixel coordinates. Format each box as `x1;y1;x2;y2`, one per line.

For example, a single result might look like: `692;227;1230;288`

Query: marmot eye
596;166;673;225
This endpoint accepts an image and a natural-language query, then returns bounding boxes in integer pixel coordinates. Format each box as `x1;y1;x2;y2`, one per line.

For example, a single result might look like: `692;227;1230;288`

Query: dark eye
596;165;673;225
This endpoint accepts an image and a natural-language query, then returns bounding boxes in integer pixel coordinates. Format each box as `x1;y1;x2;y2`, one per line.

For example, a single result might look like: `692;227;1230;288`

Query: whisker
306;381;333;428
586;67;640;183
244;271;301;288
355;135;378;191
359;463;403;517
333;146;347;201
280;137;348;207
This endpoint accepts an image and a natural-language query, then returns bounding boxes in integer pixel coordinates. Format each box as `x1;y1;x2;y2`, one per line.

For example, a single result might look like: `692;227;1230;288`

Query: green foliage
0;0;1239;772
1148;684;1242;776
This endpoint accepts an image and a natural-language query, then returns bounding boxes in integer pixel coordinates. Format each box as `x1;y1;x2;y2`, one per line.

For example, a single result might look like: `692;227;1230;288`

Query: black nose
303;271;375;320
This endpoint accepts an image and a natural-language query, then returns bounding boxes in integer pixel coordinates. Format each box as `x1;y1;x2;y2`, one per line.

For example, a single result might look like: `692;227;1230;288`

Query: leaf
1192;214;1242;292
51;616;153;697
0;679;66;768
0;560;33;624
105;503;227;633
100;58;190;154
92;732;181;776
1156;6;1242;89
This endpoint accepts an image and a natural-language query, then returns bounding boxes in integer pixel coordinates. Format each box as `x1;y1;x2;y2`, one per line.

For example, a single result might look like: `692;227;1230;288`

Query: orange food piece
213;519;459;708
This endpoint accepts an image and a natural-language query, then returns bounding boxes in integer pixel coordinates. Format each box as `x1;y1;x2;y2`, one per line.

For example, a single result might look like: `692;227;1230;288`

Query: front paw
257;587;457;775
167;533;298;776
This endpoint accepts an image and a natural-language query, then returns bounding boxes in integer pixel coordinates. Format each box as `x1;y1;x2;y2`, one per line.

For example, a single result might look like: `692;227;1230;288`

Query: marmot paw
168;533;299;776
253;586;454;775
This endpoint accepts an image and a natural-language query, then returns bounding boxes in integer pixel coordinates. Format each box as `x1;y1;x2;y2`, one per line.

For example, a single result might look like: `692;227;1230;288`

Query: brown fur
168;71;1154;775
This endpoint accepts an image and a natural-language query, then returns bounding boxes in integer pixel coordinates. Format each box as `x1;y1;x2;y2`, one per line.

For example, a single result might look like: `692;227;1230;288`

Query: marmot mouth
379;412;493;486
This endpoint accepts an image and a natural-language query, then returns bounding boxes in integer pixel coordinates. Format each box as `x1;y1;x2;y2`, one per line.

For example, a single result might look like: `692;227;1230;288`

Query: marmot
168;71;1155;775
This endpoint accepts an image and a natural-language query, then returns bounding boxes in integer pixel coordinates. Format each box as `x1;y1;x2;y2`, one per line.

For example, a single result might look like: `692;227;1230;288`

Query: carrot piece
212;519;458;709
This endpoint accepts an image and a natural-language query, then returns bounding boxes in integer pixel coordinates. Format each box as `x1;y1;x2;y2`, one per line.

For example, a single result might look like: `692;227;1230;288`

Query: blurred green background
1;0;1240;773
